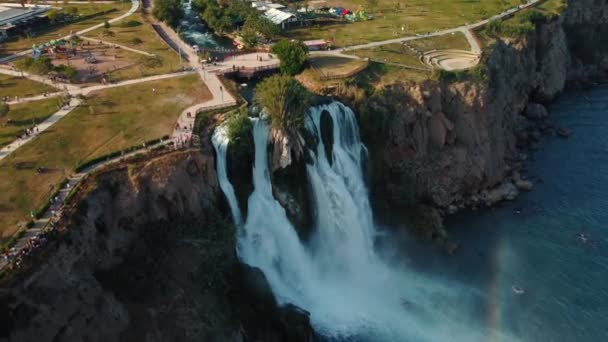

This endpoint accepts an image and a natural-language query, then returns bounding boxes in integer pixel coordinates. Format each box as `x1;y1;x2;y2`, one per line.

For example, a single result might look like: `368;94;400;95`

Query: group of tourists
1;182;70;272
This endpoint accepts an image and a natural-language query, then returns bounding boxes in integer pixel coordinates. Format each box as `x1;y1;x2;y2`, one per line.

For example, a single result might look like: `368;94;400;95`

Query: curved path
312;0;543;60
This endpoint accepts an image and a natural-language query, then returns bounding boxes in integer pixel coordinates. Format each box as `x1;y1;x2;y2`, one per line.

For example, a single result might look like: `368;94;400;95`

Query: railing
150;24;190;62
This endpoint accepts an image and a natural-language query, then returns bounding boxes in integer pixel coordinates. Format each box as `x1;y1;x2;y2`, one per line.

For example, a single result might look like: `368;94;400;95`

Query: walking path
0;66;79;92
312;0;542;58
0;0;140;63
0;139;175;271
6;70;195;105
0;97;81;161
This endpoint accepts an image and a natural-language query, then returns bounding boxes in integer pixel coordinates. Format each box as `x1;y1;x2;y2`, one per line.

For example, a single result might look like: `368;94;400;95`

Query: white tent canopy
264;8;295;25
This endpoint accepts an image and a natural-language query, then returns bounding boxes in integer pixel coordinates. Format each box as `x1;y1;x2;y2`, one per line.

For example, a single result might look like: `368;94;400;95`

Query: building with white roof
0;4;50;41
264;7;296;29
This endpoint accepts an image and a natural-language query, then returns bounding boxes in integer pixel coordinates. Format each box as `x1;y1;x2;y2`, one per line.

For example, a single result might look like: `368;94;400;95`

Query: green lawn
0;98;61;148
349;32;469;67
476;0;566;47
83;12;185;80
308;55;368;76
287;0;522;46
0;74;56;98
0;3;131;57
0;74;211;239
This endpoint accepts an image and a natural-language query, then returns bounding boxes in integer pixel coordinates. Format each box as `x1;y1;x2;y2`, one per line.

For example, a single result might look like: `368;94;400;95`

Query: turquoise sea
409;86;608;341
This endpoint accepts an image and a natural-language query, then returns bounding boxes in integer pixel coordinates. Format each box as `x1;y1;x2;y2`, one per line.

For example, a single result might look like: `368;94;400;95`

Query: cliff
0;149;313;342
326;1;608;222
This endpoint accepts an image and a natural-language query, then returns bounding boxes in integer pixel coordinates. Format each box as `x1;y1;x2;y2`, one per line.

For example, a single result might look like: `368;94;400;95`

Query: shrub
226;109;253;153
0;103;8;117
432;64;487;83
14;56;54;75
55;64;78;80
254;74;310;133
121;20;142;27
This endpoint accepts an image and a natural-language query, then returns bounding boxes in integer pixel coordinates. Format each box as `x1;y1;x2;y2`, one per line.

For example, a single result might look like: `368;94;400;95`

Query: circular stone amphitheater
420;49;481;71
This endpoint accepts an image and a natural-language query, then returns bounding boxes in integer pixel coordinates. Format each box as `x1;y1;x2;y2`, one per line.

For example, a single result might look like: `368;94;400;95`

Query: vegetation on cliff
254;74;311;134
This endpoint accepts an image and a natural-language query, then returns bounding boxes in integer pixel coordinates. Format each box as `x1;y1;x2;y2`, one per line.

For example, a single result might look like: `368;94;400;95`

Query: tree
254;74;310;135
270;40;308;76
153;0;184;27
103;20;110;29
0;103;9;118
241;27;257;48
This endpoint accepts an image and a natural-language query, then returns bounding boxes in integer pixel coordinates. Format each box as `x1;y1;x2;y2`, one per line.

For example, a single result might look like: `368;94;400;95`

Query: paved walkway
0;0;140;63
0;139;175;270
313;0;542;57
7;70;195;105
0;97;81;161
0;66;79;92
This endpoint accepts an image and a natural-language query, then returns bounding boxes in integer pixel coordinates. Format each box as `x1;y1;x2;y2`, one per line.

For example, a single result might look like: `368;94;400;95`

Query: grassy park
287;0;522;46
0;74;210;239
0;2;131;57
0;74;55;98
83;13;185;79
0;98;62;148
348;32;470;67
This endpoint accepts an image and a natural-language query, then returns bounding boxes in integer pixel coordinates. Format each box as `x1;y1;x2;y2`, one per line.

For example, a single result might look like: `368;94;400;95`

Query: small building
0;4;50;41
303;39;327;51
264;8;296;29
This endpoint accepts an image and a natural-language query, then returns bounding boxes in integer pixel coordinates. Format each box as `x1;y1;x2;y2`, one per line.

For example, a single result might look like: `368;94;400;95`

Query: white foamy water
213;102;520;341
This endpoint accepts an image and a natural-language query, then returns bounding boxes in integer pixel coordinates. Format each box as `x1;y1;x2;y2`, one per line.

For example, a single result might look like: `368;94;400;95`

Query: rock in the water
557;127;572;138
524;103;549;120
515;179;534;191
481;182;519;206
444;241;459;255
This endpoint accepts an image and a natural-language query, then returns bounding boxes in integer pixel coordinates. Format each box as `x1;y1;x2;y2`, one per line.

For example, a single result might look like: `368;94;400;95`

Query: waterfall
211;124;242;226
212;102;515;341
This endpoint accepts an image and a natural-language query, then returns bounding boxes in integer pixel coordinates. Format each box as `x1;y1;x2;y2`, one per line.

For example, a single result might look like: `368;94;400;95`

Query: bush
121;20;142;27
0;103;8;117
271;40;309;76
54;64;78;80
432;64;487;83
254;74;310;133
226;109;253;152
14;56;54;75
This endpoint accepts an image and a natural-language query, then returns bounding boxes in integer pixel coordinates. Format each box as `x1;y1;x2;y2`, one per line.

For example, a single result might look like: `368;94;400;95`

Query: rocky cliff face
0;149;313;342
330;3;608;222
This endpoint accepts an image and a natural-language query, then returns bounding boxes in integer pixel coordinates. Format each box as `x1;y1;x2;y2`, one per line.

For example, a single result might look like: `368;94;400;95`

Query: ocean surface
395;86;608;341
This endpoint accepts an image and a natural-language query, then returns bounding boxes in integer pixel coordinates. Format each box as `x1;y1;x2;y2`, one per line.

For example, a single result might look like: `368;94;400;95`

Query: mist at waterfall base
212;92;608;341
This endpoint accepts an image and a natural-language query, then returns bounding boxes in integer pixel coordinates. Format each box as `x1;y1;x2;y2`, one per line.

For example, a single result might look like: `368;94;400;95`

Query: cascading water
213;102;519;341
179;0;232;50
211;124;243;226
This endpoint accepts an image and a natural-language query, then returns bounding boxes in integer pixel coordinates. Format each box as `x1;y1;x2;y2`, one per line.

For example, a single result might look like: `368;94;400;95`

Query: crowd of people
1;196;65;272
